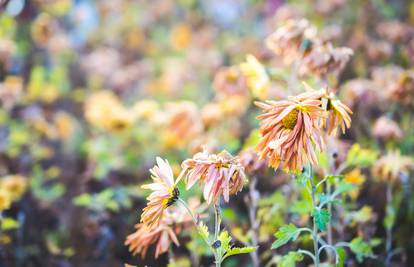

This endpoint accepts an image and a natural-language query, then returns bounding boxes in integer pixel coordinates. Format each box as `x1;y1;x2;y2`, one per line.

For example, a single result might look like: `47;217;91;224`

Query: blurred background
0;0;414;266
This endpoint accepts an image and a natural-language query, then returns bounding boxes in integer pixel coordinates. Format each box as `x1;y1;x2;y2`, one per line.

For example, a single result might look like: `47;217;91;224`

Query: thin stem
308;167;320;267
248;176;260;267
327;178;333;263
297;249;317;263
214;204;221;267
385;183;393;260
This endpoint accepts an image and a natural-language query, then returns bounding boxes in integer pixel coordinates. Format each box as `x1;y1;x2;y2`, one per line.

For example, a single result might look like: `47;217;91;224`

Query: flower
265;19;316;63
240;55;270;99
387;71;414;106
161;101;203;149
213;66;248;97
125;217;179;259
181;149;246;204
0;191;11;211
255;92;324;172
345;169;365;185
0;175;27;201
372;151;413;183
323;92;353;135
299;43;353;77
140;157;180;230
372;116;403;141
126;202;198;259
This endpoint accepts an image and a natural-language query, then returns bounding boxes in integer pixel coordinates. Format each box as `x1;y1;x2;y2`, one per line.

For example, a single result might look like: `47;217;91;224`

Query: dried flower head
299;43;353;77
255;92;324;172
323;91;353;135
387;71;414;106
125;217;179;259
213;66;248;98
372;151;413;183
372;116;403;141
140;157;181;230
376;20;413;43
181;149;246;204
161;102;203;149
265;19;316;63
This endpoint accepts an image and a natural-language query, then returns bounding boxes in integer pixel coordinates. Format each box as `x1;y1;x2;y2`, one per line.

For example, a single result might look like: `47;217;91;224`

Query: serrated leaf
278;251;304;267
349;237;374;263
312;208;330;231
222;246;257;261
198;221;210;241
271;224;300;249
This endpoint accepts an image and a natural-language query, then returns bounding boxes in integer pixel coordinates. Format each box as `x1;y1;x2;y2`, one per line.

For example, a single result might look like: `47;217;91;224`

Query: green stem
214;204;221;267
308;169;320;267
327;179;333;263
385;183;393;258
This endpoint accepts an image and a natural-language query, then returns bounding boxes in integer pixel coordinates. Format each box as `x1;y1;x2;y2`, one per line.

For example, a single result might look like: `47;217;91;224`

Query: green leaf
312;208;330;231
290;200;312;215
271;224;300;249
336;247;346;267
218;230;232;251
222;246;257;261
278;251;304;267
349;237;375;263
198;221;210;242
1;217;20;230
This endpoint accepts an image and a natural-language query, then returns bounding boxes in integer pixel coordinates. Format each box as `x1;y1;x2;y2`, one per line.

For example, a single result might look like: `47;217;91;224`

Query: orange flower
125;217;179;259
140;157;180;230
255;93;324;172
324;92;352;135
181;149;246;204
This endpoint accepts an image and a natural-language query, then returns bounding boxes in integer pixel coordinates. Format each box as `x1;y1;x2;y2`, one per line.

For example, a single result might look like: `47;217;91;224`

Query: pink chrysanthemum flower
181;149;246;204
255;93;324;172
140;157;180;230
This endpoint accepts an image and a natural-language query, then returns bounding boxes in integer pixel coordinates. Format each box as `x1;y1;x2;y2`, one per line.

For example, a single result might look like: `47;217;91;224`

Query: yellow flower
372;151;413;183
54;112;76;140
140;158;181;229
1;175;27;201
170;24;192;50
0;190;11;211
345;169;365;185
240;55;270;99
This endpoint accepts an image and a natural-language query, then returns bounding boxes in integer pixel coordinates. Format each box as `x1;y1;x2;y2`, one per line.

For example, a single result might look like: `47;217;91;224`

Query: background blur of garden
0;0;414;266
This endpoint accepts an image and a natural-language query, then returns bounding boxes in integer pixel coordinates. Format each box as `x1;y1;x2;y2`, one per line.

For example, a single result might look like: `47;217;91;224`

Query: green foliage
73;188;132;212
349;237;375;262
290;200;312;215
278;251;304;267
384;204;396;230
336;247;346;267
346;144;378;168
1;217;20;230
216;230;257;263
312;208;330;231
271;224;300;249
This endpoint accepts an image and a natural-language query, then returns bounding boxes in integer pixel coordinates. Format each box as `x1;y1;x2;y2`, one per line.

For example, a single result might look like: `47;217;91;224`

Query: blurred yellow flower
0;190;11;211
1;175;28;202
170;24;192;50
240;55;270;99
345;169;365;185
54;112;76;140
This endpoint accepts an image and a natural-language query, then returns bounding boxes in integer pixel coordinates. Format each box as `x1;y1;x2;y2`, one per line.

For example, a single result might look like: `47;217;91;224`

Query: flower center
281;108;299;130
166;187;180;207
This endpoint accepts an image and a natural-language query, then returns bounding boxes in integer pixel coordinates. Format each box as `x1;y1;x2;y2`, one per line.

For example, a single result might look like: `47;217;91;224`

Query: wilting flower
299;43;353;77
0;175;27;201
126;201;199;258
372;151;413;183
341;79;384;108
213;66;248;97
376;20;413;43
240;55;270;99
372;116;403;141
265;19;316;63
323;91;353;135
140;157;181;230
180;149;246;204
126;214;179;258
387;71;414;106
255;92;324;172
161;101;203;149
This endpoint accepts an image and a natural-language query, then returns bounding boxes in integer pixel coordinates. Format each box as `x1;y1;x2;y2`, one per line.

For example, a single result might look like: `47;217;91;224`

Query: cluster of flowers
125;150;246;258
